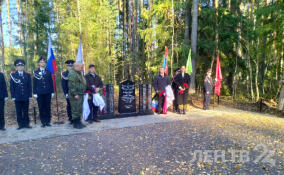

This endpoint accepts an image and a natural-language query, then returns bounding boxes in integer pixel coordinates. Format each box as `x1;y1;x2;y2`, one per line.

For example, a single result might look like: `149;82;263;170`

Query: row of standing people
153;66;214;115
0;58;103;130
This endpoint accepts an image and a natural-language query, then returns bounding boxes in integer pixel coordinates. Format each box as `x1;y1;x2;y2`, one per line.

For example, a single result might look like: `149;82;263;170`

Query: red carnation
183;83;189;89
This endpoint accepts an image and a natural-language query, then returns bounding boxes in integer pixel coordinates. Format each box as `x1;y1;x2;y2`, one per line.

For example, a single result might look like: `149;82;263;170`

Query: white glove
4;97;8;101
65;94;69;99
29;97;32;100
33;94;38;98
12;98;15;101
51;93;54;98
206;91;210;95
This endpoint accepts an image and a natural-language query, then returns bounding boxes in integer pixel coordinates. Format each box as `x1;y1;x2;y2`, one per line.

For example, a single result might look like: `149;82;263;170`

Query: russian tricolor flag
46;38;57;90
162;47;168;75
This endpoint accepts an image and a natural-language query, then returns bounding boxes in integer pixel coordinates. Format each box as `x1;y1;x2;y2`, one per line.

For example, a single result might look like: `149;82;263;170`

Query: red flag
215;56;223;96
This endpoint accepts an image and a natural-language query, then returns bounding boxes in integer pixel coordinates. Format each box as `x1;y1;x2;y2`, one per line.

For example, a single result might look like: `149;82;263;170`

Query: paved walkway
0;107;283;174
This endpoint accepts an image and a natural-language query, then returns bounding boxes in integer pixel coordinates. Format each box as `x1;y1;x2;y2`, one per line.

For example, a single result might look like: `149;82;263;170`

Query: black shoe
25;125;32;129
41;124;46;128
88;120;93;124
93;119;100;123
46;123;51;127
17;126;24;130
0;128;6;131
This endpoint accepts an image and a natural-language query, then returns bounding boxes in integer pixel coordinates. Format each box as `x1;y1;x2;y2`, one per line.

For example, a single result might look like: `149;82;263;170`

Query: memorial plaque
118;80;136;114
99;84;114;118
139;84;153;115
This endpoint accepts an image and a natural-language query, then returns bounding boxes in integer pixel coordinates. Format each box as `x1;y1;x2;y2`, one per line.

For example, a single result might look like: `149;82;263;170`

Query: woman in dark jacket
176;66;191;114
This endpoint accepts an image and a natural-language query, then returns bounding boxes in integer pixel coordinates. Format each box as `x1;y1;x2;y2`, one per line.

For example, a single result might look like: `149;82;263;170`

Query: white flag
76;40;84;63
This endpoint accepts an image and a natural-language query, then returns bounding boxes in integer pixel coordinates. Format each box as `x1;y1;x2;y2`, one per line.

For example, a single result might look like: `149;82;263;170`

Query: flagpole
77;0;85;72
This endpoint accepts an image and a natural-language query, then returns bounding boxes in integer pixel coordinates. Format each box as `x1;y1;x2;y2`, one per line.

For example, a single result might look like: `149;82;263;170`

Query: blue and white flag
76;40;84;63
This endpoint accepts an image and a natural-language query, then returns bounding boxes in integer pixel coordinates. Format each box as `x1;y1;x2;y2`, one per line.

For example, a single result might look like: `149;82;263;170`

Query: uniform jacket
10;71;32;101
61;70;69;95
68;69;86;96
171;76;179;93
176;73;191;93
0;72;8;99
153;74;170;91
204;76;213;94
85;73;103;93
33;68;54;95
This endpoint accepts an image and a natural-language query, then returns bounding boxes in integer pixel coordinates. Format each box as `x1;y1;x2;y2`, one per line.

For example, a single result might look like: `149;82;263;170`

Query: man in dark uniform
10;59;32;130
61;60;74;124
33;57;54;127
172;68;180;113
176;65;191;114
153;67;170;114
0;71;8;131
203;68;214;110
85;64;103;123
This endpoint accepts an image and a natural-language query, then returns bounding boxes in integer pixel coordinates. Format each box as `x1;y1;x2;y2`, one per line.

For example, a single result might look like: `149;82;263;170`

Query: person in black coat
10;59;32;130
172;68;180;113
153;67;170;114
0;72;8;131
33;57;54;127
203;68;214;110
85;64;103;123
61;60;74;124
176;66;191;114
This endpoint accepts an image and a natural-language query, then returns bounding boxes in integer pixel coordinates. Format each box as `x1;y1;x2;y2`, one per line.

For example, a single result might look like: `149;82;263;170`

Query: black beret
14;59;25;66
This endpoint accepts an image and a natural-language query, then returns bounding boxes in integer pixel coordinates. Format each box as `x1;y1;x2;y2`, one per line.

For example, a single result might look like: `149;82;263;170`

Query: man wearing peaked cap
10;59;32;130
33;57;54;127
203;68;214;110
172;68;180;113
61;60;75;124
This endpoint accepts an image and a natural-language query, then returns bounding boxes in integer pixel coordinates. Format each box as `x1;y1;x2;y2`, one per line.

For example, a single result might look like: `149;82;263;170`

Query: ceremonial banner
215;56;223;96
162;47;168;75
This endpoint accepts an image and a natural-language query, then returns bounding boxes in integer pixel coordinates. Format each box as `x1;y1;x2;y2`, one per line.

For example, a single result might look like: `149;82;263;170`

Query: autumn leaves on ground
0;95;284;174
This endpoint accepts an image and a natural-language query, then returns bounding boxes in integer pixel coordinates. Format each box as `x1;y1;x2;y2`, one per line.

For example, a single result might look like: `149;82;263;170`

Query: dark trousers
0;99;4;129
66;98;72;121
158;95;165;114
203;93;211;110
15;100;30;127
173;91;178;111
88;97;99;121
37;94;51;125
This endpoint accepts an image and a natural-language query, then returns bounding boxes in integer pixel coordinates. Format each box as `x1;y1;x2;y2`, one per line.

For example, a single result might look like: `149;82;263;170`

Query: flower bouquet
178;83;189;95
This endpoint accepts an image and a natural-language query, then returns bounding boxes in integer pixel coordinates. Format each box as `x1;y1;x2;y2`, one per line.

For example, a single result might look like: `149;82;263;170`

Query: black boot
73;119;86;129
72;119;77;128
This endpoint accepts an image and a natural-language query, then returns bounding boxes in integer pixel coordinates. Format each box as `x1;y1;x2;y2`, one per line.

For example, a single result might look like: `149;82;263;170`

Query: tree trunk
171;0;174;77
190;0;198;93
7;0;12;47
0;2;5;72
184;1;191;44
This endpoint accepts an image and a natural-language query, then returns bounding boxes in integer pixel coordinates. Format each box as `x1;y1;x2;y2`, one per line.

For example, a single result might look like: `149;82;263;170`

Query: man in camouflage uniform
68;62;86;129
